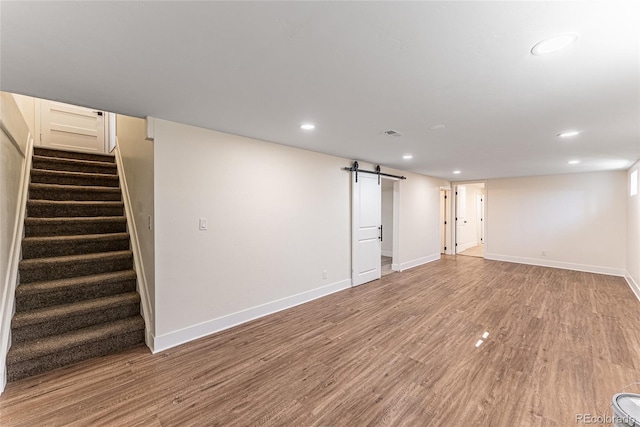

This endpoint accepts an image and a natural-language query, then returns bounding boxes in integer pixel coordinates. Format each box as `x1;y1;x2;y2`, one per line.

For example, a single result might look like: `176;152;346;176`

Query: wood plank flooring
2;256;639;426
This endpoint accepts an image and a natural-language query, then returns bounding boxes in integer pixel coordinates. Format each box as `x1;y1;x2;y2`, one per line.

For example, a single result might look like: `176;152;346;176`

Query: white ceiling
1;1;639;181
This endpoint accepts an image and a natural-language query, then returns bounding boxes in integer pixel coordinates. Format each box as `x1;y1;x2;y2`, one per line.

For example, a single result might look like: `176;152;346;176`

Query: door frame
476;193;485;245
440;187;452;255
452;181;487;256
382;177;401;272
35;98;110;153
351;173;401;286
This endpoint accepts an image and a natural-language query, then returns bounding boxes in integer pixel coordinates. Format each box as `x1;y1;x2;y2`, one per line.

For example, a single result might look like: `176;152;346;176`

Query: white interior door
352;172;381;287
40;100;106;153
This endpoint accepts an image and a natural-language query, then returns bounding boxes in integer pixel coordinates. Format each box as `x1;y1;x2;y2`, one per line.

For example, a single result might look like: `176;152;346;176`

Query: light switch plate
199;218;208;231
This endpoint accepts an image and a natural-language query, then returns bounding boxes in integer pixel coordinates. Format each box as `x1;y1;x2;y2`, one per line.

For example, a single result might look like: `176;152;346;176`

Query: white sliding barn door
352;172;381;286
40;100;106;153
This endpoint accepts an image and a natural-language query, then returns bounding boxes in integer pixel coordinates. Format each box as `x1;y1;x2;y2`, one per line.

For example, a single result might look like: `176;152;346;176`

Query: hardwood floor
2;256;639;426
458;243;485;258
381;256;394;276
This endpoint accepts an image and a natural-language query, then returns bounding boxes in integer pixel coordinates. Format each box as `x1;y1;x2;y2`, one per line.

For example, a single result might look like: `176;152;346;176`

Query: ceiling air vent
382;129;404;137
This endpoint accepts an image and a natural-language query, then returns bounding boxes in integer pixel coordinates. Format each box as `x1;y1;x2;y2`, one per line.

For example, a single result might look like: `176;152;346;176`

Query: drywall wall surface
387;166;448;269
153;119;351;337
627;161;639;292
115;115;155;333
152;119;446;346
486;171;627;275
0;92;30;392
10;93;35;140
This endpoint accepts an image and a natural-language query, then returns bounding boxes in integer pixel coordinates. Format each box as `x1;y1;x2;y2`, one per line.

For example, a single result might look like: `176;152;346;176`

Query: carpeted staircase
6;147;145;382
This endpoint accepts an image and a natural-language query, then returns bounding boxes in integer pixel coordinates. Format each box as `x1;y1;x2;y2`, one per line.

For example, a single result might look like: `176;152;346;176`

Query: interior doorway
351;171;400;287
36;99;109;154
454;182;485;258
381;179;395;276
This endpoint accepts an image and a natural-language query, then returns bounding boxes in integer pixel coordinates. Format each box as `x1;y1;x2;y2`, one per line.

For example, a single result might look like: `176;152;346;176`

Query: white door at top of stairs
39;100;107;154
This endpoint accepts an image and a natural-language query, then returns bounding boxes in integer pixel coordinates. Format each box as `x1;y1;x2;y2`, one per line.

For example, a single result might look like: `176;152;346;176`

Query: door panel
41;100;105;153
352;172;381;286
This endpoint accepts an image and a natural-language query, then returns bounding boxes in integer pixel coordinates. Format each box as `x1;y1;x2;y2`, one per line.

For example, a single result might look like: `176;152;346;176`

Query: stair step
30;183;122;202
32;155;118;175
33;147;116;164
30;169;120;187
22;232;130;259
7;316;145;382
16;270;137;311
25;216;127;237
27;200;124;218
19;250;133;284
12;292;141;343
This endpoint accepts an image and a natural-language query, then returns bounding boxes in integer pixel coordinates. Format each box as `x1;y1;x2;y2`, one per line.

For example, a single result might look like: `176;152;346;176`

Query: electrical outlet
322;270;327;280
199;218;208;231
541;250;547;256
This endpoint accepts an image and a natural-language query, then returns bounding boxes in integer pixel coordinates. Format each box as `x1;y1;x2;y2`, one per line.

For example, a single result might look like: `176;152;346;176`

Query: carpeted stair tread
16;270;137;297
19;250;133;283
32;155;118;174
22;232;130;259
15;270;137;311
34;147;116;163
24;216;127;237
12;292;140;328
27;199;124;217
30;168;120;187
11;293;141;342
29;183;122;201
7;316;145;364
7;329;145;382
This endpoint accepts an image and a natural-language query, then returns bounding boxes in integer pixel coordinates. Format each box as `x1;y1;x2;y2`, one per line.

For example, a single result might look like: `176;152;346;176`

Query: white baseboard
484;253;625;277
625;272;640;302
145;328;155;351
381;250;393;257
398;254;440;272
152;279;351;353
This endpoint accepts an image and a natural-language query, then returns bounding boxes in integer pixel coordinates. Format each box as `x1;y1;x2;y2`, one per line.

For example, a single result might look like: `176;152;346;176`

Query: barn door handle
378;225;383;241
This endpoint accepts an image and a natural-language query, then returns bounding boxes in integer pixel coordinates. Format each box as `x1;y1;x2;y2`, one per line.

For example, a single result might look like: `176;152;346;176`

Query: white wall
381;179;394;256
626;161;640;299
0;92;33;393
485;171;627;276
152;119;447;350
394;169;448;269
115;115;155;336
10;93;35;140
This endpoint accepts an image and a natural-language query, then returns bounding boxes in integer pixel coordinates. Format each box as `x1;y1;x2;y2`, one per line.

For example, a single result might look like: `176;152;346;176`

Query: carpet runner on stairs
6;146;145;382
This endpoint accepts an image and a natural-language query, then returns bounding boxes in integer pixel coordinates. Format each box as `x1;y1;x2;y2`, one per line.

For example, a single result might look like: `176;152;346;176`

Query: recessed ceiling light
430;124;446;131
403;154;413;160
568;160;580;165
453;170;461;174
300;123;315;130
531;34;578;55
558;130;580;138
